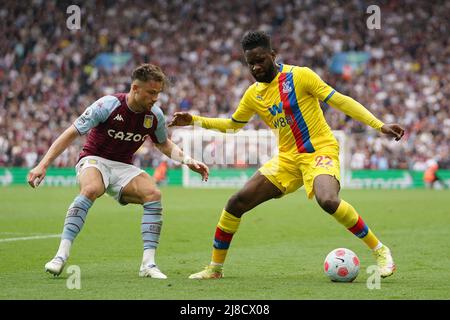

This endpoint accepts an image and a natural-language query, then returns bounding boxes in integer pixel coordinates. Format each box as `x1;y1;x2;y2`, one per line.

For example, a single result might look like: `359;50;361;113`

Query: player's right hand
186;159;209;182
168;112;193;127
27;166;46;188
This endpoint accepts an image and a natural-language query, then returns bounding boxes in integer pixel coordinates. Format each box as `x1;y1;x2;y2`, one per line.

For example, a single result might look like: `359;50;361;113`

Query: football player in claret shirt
169;31;405;280
28;64;209;279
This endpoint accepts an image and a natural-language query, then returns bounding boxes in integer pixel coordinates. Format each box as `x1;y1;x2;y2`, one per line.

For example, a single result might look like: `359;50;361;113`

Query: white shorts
75;156;145;205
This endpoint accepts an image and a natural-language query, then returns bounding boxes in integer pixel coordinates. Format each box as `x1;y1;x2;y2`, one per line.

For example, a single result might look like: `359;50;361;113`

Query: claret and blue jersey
73;93;167;164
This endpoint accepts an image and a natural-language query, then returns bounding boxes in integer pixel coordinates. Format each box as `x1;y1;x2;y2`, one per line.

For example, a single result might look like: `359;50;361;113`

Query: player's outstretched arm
155;139;209;181
27;125;80;188
300;67;394;134
329;92;405;141
168;112;245;133
327;92;386;130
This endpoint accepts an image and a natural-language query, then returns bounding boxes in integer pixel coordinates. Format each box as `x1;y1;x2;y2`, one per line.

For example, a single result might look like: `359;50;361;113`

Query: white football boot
139;264;167;279
44;256;67;276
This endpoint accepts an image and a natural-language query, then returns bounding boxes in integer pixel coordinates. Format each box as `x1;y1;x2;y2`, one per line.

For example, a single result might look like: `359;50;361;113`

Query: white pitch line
0;234;61;243
0;232;47;235
0;232;28;235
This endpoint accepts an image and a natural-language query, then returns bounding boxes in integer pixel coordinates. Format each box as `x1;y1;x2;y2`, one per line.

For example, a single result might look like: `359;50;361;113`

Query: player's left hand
381;124;405;141
186;159;209;181
27;165;46;188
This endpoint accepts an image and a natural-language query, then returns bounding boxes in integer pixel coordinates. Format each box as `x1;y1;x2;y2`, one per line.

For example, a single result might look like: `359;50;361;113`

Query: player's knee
80;184;103;201
316;195;340;214
141;188;161;203
226;192;251;217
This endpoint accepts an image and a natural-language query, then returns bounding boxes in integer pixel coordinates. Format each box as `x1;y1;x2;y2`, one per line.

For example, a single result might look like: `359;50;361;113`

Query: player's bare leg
45;168;105;276
225;171;283;218
314;174;396;278
121;172;167;279
313;174;341;214
189;171;282;279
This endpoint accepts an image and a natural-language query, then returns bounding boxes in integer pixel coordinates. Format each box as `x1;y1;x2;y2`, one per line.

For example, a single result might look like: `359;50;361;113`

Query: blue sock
61;195;93;241
142;201;163;250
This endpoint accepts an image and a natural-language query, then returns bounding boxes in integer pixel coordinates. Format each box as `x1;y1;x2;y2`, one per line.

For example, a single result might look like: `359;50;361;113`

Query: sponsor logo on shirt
268;102;283;115
78;106;93;123
84;107;92;117
77;117;86;125
107;129;149;142
114;114;124;121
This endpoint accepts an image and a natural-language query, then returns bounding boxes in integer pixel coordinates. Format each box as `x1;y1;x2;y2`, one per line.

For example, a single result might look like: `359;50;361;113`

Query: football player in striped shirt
169;31;404;280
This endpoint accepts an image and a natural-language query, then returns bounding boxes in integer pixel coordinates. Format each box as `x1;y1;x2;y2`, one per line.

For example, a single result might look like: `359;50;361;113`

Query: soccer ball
324;248;360;282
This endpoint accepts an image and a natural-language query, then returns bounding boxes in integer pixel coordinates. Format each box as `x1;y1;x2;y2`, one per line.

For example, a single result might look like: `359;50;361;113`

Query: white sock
55;239;72;260
142;248;156;266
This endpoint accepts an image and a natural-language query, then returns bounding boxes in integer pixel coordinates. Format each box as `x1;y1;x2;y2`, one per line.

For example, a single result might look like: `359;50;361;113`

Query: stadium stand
1;0;449;170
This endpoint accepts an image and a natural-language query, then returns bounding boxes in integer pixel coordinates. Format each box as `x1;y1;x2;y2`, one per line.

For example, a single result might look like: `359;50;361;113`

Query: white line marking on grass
0;232;28;235
0;234;61;243
0;232;49;236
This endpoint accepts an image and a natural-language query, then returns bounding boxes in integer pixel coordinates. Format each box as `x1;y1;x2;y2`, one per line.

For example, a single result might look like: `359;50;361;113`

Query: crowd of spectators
1;0;449;170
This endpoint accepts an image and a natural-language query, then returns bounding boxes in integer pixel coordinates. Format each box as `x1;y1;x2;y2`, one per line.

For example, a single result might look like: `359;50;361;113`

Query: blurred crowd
1;0;449;170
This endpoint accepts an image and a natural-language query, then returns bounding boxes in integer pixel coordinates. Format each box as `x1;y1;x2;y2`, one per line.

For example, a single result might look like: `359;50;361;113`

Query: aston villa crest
143;115;154;128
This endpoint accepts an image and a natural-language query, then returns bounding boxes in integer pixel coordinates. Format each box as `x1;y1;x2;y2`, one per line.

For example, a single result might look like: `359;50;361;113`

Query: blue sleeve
152;106;168;144
73;96;121;135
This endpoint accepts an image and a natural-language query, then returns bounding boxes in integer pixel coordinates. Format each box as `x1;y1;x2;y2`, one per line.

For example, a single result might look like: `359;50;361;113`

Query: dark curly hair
241;31;272;51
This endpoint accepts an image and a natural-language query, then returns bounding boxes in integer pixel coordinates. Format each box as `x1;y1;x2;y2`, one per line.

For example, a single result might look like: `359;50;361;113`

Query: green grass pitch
0;186;449;300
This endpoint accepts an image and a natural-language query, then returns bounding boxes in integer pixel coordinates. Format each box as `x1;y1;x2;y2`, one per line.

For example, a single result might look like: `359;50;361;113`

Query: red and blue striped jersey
232;64;339;154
